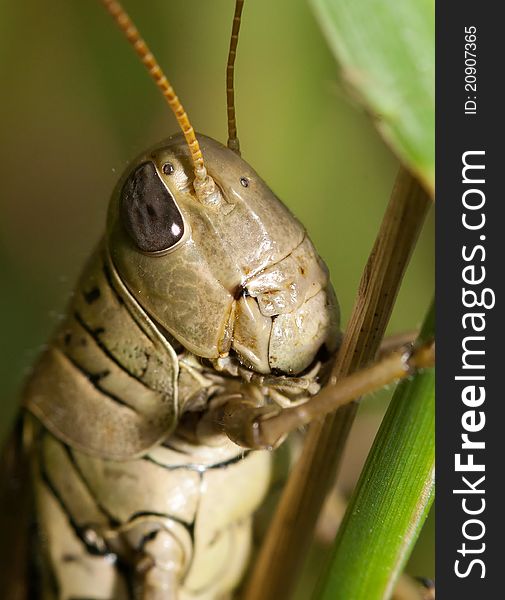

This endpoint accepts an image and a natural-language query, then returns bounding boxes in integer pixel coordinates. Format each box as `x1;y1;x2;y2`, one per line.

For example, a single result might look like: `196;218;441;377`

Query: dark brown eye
120;161;185;253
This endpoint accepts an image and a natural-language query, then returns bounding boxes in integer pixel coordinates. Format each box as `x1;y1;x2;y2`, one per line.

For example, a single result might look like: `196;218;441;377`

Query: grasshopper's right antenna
226;0;245;155
100;0;220;205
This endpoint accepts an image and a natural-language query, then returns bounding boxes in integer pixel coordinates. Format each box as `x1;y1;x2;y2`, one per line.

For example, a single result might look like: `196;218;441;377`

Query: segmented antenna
100;0;219;204
226;0;245;154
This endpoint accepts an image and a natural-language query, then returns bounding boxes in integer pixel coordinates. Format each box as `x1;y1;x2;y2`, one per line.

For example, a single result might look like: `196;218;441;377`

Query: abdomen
32;418;271;599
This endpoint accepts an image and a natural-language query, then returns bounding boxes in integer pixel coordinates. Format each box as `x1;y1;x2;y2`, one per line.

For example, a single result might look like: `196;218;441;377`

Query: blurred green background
0;0;433;587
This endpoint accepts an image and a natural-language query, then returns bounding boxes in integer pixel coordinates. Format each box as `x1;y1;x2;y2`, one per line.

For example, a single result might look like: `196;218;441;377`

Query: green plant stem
316;301;435;600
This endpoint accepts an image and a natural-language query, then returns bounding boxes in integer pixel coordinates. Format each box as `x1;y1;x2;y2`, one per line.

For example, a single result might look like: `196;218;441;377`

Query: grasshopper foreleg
213;340;435;450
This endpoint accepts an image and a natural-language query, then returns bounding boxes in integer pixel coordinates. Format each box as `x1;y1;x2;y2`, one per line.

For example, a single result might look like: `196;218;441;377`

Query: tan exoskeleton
1;1;434;598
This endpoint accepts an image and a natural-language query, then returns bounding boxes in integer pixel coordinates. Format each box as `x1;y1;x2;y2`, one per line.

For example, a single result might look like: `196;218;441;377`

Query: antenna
100;0;219;204
226;0;245;154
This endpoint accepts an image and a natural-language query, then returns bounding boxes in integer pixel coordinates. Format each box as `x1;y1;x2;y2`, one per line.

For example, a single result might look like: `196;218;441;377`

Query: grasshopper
0;1;434;598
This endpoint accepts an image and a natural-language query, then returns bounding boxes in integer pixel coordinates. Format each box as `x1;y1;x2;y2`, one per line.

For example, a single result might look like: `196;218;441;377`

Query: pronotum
0;1;434;598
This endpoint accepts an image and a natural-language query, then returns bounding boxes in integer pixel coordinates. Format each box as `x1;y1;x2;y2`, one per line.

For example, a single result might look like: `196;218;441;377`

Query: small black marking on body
88;369;111;385
127;511;195;542
138;529;160;551
83;286;101;304
62;553;79;563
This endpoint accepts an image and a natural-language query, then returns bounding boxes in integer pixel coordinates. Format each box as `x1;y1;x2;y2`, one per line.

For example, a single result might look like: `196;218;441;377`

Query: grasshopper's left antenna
100;0;220;205
226;0;245;155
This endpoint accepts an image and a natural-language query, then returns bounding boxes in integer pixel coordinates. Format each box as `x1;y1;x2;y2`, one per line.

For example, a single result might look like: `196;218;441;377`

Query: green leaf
315;301;435;599
311;0;434;193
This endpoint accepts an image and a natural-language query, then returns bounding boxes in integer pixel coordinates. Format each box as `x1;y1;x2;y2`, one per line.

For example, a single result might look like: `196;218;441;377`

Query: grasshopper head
107;133;340;376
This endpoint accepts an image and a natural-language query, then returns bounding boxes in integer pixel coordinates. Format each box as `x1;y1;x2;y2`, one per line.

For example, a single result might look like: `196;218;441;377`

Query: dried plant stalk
243;169;432;600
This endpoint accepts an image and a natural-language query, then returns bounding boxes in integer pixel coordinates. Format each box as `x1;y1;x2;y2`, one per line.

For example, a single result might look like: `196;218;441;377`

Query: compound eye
120;161;185;253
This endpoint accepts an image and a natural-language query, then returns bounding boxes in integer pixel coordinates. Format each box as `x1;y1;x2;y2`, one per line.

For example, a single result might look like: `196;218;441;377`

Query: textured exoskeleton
22;134;340;599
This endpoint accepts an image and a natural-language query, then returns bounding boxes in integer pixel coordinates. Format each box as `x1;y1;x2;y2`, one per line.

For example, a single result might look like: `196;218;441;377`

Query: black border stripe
39;465;112;558
63;444;121;527
73;311;151;389
143;450;251;472
62;352;138;413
